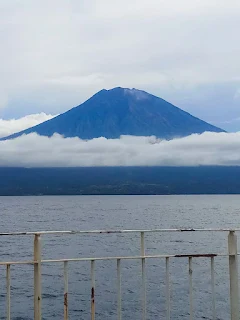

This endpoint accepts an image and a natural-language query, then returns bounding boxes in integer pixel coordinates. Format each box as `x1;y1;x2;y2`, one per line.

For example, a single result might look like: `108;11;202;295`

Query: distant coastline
1;166;240;196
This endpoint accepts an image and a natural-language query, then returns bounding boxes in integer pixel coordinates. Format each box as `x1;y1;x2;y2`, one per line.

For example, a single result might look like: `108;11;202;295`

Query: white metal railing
0;228;239;320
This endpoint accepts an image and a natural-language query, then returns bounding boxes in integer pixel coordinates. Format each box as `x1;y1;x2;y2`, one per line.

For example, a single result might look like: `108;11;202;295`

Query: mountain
1;87;224;140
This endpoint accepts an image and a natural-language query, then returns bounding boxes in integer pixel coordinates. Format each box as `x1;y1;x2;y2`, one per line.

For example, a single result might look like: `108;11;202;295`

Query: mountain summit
1;87;224;140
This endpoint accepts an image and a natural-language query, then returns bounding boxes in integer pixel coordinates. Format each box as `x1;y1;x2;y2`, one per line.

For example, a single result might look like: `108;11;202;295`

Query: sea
0;195;240;320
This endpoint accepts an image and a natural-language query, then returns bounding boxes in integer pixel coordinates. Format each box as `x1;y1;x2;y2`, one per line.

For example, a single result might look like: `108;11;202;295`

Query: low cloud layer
0;132;240;167
0;113;56;138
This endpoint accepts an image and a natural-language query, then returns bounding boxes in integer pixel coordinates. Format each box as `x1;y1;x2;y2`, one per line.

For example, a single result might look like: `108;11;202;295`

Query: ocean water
0;195;240;319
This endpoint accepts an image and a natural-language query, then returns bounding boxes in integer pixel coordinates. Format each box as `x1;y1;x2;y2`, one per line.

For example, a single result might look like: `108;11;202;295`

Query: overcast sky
1;0;240;132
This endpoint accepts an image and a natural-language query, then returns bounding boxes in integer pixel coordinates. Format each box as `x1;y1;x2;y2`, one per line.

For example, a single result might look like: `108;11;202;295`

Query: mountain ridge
0;87;224;140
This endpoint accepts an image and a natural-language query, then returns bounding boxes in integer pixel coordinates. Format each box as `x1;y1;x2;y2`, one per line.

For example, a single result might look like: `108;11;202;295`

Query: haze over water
0;195;239;319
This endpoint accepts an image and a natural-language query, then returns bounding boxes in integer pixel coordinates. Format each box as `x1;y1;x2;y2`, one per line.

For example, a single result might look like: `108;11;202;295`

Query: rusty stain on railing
175;253;218;258
0;228;240;320
64;294;68;309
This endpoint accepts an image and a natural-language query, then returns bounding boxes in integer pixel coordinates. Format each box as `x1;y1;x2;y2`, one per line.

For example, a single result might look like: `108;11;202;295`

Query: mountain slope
1;87;224;140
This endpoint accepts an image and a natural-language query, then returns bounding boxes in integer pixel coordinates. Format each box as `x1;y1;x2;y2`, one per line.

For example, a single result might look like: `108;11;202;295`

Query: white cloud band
0;113;56;138
0;132;239;167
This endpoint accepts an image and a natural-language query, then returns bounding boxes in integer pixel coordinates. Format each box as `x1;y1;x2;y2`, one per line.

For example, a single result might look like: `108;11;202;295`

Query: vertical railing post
6;264;11;320
141;231;146;320
188;257;193;320
166;257;170;320
34;234;42;320
211;257;216;320
91;260;95;320
117;259;122;320
228;231;239;320
64;261;68;320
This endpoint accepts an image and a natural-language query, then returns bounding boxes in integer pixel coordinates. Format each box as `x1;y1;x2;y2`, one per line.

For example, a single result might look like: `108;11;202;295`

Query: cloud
0;113;57;138
216;117;240;125
0;132;240;167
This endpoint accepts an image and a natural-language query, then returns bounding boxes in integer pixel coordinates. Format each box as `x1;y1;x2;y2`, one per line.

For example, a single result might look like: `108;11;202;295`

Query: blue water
0;195;240;319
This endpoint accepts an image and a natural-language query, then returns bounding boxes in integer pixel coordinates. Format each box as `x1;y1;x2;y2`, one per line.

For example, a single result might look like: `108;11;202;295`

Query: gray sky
1;0;240;131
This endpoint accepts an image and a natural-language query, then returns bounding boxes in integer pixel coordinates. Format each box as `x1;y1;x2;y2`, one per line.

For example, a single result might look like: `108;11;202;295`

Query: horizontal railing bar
0;253;229;266
41;253;228;262
0;260;35;266
0;228;240;236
